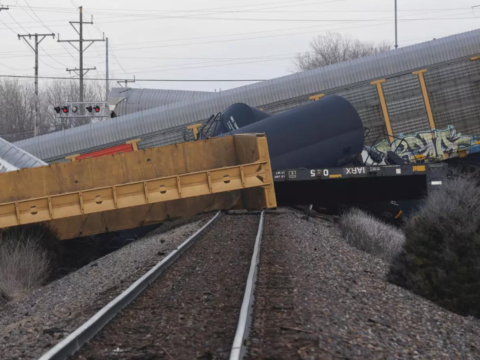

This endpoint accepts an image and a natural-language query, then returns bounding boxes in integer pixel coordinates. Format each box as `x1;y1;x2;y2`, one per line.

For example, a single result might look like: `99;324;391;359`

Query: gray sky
0;0;479;93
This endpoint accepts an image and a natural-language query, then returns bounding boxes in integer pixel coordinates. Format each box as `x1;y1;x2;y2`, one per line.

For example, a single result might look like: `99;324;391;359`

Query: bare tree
0;79;107;142
294;32;391;71
42;79;105;133
0;79;35;142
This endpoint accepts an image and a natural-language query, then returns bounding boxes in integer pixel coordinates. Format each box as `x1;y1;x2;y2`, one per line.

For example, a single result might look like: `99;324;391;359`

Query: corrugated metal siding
14;29;480;162
0;137;47;170
112;88;213;116
426;59;480;136
383;74;431;135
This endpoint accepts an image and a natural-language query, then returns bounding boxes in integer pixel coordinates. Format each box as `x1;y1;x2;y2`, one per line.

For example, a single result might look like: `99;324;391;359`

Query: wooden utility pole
58;6;104;114
18;33;55;137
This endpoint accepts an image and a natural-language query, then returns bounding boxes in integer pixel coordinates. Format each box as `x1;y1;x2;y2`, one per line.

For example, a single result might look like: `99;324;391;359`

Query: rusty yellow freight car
0;134;276;240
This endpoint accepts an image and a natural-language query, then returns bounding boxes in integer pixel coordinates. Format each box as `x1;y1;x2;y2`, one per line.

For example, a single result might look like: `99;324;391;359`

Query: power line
88;8;474;75
58;6;105;113
21;0;78;63
0;4;474;79
101;9;476;51
6;5;475;14
105;15;477;23
4;9;66;70
1;0;344;29
84;24;103;78
0;62;31;70
87;0;332;18
0;0;325;29
0;7;472;36
0;6;475;31
2;6;475;20
0;9;467;75
0;74;267;82
102;55;295;74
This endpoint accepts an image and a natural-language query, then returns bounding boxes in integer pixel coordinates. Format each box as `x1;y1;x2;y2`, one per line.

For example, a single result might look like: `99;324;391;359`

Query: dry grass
0;231;51;301
339;208;405;262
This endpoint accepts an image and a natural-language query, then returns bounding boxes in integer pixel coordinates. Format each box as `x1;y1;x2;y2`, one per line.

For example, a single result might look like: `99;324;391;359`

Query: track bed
74;214;259;360
247;211;480;360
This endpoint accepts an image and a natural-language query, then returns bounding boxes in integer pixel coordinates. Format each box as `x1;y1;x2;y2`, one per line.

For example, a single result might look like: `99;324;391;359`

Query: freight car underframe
273;163;448;220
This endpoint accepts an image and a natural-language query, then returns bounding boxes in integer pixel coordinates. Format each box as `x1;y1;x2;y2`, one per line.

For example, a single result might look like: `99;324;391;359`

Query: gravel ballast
74;214;259;360
3;208;480;359
0;214;212;360
248;209;480;359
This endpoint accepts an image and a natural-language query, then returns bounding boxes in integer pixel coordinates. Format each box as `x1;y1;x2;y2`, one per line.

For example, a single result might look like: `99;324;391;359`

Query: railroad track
39;210;264;360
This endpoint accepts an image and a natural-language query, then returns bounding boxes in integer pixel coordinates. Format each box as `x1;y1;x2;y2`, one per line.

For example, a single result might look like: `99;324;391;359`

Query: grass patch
339;208;405;262
0;225;58;301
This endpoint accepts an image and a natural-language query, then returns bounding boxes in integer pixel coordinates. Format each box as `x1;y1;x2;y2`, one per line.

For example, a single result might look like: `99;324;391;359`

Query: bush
339;208;405;262
0;225;57;301
388;177;480;317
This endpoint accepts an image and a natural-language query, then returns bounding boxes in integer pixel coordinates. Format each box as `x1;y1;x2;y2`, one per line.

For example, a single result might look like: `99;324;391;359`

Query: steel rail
230;211;264;360
38;210;222;360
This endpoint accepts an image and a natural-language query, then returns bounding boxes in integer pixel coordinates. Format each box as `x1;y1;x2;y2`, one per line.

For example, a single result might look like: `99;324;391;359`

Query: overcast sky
0;0;479;93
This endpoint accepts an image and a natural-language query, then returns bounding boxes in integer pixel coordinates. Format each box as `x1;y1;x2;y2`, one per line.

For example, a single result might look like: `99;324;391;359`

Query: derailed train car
214;95;364;170
208;96;446;219
14;29;480;164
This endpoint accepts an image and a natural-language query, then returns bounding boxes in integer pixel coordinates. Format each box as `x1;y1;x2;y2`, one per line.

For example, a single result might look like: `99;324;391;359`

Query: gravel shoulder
0;213;212;360
248;209;480;359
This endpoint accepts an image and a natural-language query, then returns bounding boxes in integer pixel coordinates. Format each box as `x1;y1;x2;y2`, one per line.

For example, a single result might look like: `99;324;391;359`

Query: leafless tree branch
294;32;391;72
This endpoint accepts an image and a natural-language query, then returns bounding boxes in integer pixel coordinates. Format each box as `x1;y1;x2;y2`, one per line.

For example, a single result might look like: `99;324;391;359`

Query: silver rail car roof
110;87;213;117
0;136;47;172
15;29;480;162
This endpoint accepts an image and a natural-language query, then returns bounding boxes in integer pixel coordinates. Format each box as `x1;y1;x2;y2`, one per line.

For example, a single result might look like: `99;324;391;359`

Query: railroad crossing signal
54;102;109;119
86;105;102;113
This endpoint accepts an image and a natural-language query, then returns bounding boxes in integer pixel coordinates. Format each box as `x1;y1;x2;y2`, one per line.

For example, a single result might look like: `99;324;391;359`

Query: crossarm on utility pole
59;6;105;114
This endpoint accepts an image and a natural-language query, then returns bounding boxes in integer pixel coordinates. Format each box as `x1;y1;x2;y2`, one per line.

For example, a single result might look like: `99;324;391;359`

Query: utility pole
0;5;9;11
58;6;104;114
18;33;55;137
395;0;398;49
117;77;136;88
106;37;109;101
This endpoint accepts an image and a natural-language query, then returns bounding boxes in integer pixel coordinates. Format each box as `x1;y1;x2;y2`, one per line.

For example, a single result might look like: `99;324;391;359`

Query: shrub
339;208;405;262
388;177;480;317
0;225;57;301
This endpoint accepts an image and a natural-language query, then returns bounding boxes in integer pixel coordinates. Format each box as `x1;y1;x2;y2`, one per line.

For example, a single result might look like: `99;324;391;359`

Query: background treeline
0;79;106;142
